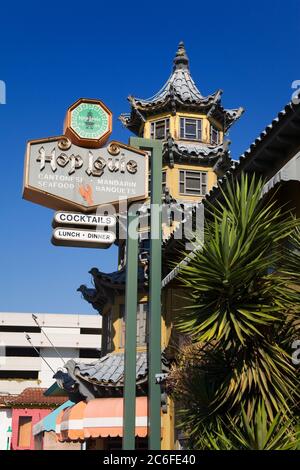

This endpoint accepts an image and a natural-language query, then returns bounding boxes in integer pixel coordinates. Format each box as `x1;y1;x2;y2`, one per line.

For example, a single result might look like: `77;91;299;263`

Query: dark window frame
120;303;148;348
106;310;113;353
80;328;102;335
150;118;170;140
179;170;208;196
5;347;40;357
0;370;39;379
210;124;220;145
79;348;101;358
148;170;166;196
180;117;202;141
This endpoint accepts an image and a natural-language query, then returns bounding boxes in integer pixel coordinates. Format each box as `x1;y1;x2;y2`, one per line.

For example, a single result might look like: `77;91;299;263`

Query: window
0;326;40;333
180;118;202;140
179;170;207;196
0;370;39;379
102;311;113;354
120;303;148;348
148;170;166;196
162;171;167;193
106;311;113;353
150;118;170;140
79;348;101;358
6;347;40;357
210;125;220;145
80;328;102;335
18;416;32;448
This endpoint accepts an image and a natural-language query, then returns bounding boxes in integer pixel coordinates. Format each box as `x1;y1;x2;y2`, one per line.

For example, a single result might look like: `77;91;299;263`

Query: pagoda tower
54;42;244;450
120;41;243;203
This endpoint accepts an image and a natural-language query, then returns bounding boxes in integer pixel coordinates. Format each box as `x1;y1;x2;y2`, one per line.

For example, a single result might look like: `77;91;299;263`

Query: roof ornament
173;41;190;71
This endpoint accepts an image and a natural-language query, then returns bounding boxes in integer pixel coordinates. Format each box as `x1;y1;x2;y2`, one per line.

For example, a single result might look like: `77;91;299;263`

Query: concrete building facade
0;312;102;394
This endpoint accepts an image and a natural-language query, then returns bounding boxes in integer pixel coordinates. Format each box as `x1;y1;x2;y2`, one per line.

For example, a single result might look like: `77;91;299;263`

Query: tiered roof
119;42;243;134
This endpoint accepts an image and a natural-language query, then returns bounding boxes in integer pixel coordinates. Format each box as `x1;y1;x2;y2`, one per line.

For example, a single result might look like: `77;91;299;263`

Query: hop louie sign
23;99;148;212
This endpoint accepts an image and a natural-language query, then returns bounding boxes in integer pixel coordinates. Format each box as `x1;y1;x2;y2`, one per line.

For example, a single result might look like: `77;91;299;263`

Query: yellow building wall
102;285;189;449
105;287;185;357
161;397;175;450
103;106;222;448
165;163;217;203
142;111;220;208
143;111;223;145
105;294;148;353
103;292;175;450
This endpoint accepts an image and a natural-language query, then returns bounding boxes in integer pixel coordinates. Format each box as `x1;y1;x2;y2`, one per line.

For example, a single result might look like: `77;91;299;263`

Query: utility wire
25;333;55;374
32;314;65;366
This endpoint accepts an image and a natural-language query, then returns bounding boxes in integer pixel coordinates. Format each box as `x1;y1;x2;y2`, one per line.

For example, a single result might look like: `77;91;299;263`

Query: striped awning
56;397;148;442
58;401;87;442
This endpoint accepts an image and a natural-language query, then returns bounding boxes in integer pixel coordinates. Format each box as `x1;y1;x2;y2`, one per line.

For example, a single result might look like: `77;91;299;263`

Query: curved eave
129;92;219;113
162;92;300;264
205;93;300;204
76;372;147;388
120;101;244;135
166;139;228;163
213;106;244;131
119;112;142;135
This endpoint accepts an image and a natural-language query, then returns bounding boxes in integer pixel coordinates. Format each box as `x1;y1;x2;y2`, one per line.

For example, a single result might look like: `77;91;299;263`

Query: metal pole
130;137;162;450
123;205;139;450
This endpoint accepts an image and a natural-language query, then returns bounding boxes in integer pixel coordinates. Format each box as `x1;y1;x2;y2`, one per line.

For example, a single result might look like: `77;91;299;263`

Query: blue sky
0;0;299;314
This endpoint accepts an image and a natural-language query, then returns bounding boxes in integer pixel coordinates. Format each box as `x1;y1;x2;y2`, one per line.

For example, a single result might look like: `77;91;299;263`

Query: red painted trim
11;408;51;450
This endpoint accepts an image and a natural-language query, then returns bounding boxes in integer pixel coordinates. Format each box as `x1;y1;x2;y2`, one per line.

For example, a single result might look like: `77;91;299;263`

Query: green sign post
123;138;163;450
123;205;139;450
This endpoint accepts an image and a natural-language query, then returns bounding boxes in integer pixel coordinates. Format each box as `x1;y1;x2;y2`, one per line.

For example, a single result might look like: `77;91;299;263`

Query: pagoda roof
164;137;229;164
53;351;170;400
77;266;147;314
53;352;148;399
119;42;244;133
68;352;147;387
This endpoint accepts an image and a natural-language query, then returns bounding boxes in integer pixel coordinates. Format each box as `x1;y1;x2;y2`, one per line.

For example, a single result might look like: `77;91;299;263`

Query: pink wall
11;408;51;450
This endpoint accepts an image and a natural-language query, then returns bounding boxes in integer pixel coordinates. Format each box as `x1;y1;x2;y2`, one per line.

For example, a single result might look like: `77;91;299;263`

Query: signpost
123;205;140;450
23;98;163;451
122;138;163;451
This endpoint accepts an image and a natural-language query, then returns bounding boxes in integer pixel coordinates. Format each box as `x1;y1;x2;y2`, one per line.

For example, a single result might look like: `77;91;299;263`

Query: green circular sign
70;103;109;140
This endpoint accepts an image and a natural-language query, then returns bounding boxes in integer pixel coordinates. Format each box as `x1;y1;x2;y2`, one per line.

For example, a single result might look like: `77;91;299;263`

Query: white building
0;407;12;450
0;312;102;394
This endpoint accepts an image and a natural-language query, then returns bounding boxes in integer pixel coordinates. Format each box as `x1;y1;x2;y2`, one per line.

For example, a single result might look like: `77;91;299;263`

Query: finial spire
173;41;189;71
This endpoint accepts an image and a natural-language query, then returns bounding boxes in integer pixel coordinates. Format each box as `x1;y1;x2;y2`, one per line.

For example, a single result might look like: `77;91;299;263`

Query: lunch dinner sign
23;98;148;212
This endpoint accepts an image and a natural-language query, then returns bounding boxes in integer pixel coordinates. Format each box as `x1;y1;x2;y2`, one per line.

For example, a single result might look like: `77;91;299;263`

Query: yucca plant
206;402;300;450
169;173;300;449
